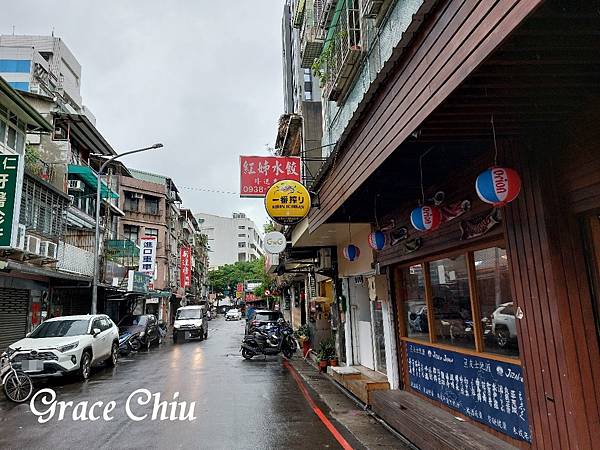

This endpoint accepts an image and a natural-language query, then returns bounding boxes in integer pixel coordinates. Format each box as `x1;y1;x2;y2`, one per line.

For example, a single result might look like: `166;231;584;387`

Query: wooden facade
307;0;600;447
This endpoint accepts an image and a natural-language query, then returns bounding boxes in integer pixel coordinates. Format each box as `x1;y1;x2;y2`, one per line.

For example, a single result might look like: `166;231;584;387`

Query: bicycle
1;347;34;403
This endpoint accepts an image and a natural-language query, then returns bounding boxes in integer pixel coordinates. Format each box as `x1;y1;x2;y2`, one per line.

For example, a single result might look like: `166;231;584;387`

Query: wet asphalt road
0;317;357;450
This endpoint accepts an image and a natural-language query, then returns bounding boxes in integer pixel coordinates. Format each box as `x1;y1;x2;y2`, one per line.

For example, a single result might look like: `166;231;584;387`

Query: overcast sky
2;0;284;228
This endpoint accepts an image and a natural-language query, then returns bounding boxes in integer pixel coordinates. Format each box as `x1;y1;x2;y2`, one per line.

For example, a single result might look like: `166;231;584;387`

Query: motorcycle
118;331;142;355
1;347;33;403
240;319;297;360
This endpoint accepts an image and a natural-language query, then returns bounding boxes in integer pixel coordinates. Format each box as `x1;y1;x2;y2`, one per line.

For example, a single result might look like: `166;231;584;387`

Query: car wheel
173;333;178;344
107;342;119;367
496;328;510;348
78;351;92;381
242;348;254;360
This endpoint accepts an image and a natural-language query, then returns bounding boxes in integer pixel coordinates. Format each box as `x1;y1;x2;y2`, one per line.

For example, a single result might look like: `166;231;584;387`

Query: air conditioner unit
68;179;84;192
362;0;385;18
15;224;26;251
44;241;58;259
133;193;144;199
25;235;41;254
317;248;332;271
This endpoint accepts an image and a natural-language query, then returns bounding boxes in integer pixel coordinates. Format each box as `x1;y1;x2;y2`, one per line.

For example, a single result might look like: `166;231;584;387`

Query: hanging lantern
343;244;360;261
475;167;521;206
410;205;442;232
368;231;386;250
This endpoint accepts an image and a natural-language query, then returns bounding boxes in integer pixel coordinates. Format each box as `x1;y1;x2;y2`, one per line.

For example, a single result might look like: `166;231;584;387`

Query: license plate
22;360;44;372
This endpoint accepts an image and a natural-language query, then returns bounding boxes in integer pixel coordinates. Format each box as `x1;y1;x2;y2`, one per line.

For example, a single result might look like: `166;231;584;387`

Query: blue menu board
407;342;531;442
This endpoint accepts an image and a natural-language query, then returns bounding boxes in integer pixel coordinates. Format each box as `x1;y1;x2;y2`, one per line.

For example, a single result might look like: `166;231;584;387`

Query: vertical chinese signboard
406;342;531;442
0;154;23;248
240;156;301;198
138;236;157;277
180;246;191;288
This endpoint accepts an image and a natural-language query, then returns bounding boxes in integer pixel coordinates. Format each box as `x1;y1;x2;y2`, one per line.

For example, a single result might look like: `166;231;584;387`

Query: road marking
283;360;354;450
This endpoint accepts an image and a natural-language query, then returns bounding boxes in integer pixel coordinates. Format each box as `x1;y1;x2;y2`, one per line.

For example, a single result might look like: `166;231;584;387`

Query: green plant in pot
317;338;336;370
294;324;310;342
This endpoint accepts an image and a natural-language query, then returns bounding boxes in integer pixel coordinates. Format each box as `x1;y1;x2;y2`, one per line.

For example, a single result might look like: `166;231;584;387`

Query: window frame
395;238;521;365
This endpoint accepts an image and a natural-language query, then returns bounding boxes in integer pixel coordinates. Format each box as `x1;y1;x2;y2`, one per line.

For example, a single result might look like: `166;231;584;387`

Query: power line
179;185;239;195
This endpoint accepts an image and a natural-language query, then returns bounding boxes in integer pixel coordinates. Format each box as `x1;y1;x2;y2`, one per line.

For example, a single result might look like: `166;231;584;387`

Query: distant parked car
491;302;517;348
225;308;242;321
117;314;161;354
173;306;208;343
8;314;119;381
245;310;284;335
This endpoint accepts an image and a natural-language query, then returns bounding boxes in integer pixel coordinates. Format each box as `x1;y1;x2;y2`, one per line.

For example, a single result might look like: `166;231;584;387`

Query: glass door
371;300;387;374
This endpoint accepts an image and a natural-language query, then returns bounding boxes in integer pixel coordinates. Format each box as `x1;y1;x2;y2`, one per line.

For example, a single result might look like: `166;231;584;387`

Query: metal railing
300;0;326;68
320;0;362;101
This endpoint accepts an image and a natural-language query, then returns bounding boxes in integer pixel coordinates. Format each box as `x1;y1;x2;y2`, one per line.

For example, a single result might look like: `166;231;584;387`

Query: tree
208;257;271;296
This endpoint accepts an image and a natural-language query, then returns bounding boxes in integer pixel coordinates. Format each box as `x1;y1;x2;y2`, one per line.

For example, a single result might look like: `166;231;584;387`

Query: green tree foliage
208;257;271;295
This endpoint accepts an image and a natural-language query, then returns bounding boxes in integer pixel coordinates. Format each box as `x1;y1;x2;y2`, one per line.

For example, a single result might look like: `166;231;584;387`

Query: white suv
8;314;119;380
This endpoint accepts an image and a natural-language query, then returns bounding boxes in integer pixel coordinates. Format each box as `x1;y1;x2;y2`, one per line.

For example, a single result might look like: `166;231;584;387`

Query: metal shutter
0;288;29;352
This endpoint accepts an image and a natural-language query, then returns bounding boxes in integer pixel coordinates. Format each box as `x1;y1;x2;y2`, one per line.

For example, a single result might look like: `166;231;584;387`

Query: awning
68;164;119;199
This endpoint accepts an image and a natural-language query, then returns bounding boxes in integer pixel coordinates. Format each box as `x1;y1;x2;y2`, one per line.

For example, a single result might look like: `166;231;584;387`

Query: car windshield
176;309;202;320
254;312;282;321
119;316;147;327
29;319;90;338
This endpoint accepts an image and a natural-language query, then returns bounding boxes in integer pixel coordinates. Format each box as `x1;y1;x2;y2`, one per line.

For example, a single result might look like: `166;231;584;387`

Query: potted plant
317;338;336;371
294;325;311;357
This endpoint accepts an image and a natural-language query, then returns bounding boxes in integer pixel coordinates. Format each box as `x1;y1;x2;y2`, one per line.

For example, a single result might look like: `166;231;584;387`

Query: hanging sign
240;156;301;198
180;246;192;288
264;231;287;254
138;236;157;276
264;180;311;225
0;154;24;248
407;342;531;443
460;210;501;240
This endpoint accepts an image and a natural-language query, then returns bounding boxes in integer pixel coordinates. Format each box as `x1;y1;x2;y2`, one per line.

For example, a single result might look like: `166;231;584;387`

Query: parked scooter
240;318;297;359
1;348;33;403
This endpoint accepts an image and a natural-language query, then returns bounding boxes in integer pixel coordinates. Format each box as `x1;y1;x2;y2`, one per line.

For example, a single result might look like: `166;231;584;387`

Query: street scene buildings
1;2;600;450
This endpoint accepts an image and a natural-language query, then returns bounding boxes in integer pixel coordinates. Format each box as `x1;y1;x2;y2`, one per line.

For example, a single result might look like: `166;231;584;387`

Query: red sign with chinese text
180;247;192;288
240;156;301;197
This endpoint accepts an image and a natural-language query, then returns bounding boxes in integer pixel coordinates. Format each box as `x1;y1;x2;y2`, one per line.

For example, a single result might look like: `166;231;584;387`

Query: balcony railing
300;0;325;68
315;0;362;102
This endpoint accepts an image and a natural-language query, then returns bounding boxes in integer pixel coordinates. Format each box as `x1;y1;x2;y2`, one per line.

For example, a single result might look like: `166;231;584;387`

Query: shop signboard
264;180;311;226
127;270;151;294
0;154;23;248
407;342;531;442
180;246;191;288
138;236;157;276
240;156;301;198
264;231;287;254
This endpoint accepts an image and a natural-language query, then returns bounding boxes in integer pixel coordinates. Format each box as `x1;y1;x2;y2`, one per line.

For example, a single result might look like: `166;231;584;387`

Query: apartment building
196;212;264;268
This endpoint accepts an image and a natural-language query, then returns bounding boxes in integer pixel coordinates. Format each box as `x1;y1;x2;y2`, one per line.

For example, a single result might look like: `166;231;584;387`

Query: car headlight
57;341;79;353
173;324;180;329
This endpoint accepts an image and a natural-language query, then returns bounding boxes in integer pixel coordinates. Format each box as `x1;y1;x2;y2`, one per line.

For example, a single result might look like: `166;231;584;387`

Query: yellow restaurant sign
264;180;311;226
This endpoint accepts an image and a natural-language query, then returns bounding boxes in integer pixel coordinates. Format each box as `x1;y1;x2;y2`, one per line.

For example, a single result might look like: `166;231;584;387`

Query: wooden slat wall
309;0;543;232
503;139;600;450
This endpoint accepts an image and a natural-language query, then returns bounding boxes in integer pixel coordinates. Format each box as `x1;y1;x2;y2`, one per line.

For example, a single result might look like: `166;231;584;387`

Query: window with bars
19;174;68;240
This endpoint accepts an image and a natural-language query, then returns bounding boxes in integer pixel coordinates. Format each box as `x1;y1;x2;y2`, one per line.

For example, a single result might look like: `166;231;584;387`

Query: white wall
196;212;264;268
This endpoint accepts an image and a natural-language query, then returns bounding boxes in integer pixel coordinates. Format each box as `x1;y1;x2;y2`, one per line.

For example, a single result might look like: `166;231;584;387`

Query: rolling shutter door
0;288;29;352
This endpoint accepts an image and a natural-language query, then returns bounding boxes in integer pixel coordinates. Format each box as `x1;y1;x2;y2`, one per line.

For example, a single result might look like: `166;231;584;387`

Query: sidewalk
288;356;416;450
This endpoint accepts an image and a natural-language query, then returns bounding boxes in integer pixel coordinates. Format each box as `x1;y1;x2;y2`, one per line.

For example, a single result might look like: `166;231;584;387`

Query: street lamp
91;143;164;314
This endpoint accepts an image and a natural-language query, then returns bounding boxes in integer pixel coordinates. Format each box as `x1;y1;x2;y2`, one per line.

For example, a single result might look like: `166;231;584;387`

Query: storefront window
474;247;519;357
401;264;429;341
429;256;475;350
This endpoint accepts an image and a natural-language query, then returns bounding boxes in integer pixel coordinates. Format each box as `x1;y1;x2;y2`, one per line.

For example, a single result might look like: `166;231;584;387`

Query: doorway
582;213;600;344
